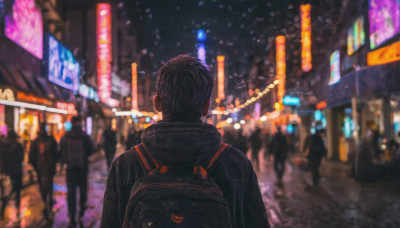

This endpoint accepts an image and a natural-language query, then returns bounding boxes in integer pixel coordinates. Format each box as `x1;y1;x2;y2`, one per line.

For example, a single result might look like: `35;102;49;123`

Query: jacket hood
141;121;222;166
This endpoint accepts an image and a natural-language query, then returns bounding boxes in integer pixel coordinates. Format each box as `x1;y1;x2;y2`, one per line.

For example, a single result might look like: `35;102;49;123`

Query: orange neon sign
96;3;112;103
367;40;400;66
316;101;327;110
131;62;138;110
276;36;286;105
217;55;225;100
17;92;53;106
301;4;312;72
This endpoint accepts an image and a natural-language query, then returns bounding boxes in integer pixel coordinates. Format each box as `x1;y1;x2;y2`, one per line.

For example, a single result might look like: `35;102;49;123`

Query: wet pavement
0;148;399;228
253;151;400;228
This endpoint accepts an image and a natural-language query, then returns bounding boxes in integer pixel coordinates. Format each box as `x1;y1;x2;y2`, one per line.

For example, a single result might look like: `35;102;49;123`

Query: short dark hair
71;116;82;125
156;55;214;118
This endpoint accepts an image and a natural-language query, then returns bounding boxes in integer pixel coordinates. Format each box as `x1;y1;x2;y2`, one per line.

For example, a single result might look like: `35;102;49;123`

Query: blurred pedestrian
270;126;288;183
102;125;117;170
367;122;381;159
224;128;236;145
250;128;263;171
29;123;59;218
60;116;94;225
304;129;327;185
232;129;248;154
263;130;272;161
125;128;141;151
0;130;24;216
354;131;375;181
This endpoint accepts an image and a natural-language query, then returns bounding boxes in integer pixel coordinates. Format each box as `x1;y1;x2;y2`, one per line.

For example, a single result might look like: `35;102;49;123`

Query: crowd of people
0;116;95;225
223;126;328;187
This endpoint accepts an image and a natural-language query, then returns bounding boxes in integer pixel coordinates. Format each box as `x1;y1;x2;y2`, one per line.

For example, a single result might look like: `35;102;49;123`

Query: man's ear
201;99;211;117
153;95;162;112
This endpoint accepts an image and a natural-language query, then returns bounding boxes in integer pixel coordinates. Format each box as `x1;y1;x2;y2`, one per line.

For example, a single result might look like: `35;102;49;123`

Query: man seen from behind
101;55;270;228
60;116;94;226
29;123;59;218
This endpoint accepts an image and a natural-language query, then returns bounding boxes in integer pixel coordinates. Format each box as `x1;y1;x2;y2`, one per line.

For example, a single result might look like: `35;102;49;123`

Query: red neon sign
217;56;225;100
276;36;286;105
131;63;138;110
56;102;77;114
301;4;312;72
96;3;112;103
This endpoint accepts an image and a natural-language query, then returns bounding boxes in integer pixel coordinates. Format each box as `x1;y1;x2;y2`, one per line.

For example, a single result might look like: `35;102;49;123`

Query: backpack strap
133;143;160;172
206;143;231;170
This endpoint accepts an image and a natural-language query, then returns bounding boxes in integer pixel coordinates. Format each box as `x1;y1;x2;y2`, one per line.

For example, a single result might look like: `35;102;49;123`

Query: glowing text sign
217;56;225;100
276;36;286;105
5;0;43;59
329;50;341;85
300;4;312;72
197;43;206;63
97;3;112;103
347;16;366;55
0;88;15;101
283;96;300;106
131;63;138;110
48;35;80;91
367;39;400;66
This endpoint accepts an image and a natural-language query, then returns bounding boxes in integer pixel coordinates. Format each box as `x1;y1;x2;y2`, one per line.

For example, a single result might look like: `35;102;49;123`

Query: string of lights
211;80;280;115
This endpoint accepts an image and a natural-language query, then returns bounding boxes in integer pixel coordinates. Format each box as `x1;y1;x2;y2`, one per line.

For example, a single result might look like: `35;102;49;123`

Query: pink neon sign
97;3;112;103
5;0;43;59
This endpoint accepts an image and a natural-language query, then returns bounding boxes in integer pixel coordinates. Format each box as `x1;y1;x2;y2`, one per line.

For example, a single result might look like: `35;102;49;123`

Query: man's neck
160;114;203;123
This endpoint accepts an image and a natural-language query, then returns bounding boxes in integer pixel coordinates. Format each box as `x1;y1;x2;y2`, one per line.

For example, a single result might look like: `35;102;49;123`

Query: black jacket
0;138;24;177
60;125;94;168
101;117;270;228
29;133;59;177
102;128;117;153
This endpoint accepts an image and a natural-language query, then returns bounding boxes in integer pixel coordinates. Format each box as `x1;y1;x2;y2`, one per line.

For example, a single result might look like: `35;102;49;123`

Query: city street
0;149;399;228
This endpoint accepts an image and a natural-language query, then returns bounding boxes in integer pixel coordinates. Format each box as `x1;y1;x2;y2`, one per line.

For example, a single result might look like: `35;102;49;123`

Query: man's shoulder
111;148;142;185
213;146;252;181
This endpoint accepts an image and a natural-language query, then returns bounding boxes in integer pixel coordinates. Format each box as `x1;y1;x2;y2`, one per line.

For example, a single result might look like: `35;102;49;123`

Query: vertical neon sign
96;3;112;103
276;36;286;107
197;43;206;63
301;4;312;72
131;62;138;110
217;56;225;100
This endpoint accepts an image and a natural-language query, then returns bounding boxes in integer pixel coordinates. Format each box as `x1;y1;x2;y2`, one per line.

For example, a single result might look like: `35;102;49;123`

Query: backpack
123;143;233;228
66;137;86;169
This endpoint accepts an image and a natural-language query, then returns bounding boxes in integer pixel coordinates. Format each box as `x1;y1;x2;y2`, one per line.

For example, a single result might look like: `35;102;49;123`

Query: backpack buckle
193;165;207;180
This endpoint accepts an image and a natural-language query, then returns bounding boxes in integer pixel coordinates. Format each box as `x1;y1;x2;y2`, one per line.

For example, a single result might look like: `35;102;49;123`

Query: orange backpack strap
133;143;160;172
206;143;231;170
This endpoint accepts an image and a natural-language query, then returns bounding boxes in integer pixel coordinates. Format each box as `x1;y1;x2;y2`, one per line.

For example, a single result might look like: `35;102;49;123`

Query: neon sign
369;0;400;50
56;102;76;114
276;36;286;105
0;88;15;101
367;39;400;66
197;43;206;63
301;4;312;72
197;29;206;42
5;0;43;59
131;63;138;110
97;3;112;103
347;16;365;55
283;96;300;106
17;92;53;106
329;50;341;85
217;56;225;100
47;35;80;91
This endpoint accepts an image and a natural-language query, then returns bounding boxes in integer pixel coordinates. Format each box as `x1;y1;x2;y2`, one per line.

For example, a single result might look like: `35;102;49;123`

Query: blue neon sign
283;96;300;106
